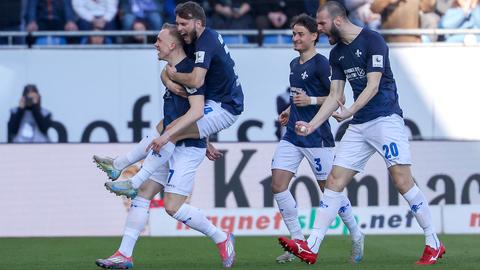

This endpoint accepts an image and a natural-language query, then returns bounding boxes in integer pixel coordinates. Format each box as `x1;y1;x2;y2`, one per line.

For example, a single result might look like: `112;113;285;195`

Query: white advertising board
0;142;478;236
1;47;480;142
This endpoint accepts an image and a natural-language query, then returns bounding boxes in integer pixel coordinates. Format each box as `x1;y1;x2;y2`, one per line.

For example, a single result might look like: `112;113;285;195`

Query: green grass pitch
1;235;476;270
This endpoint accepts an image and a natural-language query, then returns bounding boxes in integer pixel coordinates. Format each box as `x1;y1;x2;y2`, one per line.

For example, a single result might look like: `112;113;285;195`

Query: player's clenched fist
295;121;312;136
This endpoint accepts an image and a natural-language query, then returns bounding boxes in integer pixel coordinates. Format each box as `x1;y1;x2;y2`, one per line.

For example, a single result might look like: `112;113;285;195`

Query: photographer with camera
8;84;52;143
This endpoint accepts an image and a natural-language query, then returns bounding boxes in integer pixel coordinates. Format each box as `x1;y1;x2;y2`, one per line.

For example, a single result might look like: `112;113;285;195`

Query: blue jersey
283;54;335;148
329;28;403;124
187;28;244;115
163;57;206;148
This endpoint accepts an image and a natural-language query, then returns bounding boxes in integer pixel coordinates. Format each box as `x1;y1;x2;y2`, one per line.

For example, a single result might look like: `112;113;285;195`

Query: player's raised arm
334;72;381;122
166;65;207;89
296;79;345;136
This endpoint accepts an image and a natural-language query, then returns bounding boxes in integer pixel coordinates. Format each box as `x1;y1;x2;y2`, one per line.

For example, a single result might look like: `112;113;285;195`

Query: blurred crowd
0;0;479;45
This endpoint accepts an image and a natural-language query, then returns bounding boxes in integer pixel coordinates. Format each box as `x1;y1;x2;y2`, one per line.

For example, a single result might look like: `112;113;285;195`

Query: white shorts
196;100;239;138
150;146;206;196
334;114;412;172
271;140;334;181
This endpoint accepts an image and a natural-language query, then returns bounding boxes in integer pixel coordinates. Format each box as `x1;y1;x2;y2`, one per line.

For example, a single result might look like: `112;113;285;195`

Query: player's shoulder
175;57;195;73
289;56;300;68
313;53;329;66
199;28;220;44
361;28;385;43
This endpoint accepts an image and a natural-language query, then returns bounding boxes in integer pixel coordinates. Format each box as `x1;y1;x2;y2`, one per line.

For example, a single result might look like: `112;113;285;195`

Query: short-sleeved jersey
283;53;335;148
163;57;206;148
329;28;403;124
187;28;244;116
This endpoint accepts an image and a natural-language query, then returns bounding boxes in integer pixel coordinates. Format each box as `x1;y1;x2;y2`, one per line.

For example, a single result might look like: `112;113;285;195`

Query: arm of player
295;79;346;136
147;95;205;152
332;72;381;122
166;65;207;89
161;68;188;98
292;91;327;107
278;105;291;126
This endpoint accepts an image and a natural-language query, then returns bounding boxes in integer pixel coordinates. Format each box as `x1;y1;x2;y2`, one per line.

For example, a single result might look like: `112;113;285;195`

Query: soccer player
273;14;364;264
279;2;445;265
102;1;244;197
95;24;235;269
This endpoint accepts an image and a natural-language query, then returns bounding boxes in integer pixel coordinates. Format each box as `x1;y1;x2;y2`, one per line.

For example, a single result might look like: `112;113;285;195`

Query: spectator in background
120;0;163;30
346;0;381;30
0;0;25;44
81;29;114;44
8;84;52;143
25;0;78;32
72;0;118;30
210;0;253;29
371;0;436;42
440;0;480;43
253;0;304;31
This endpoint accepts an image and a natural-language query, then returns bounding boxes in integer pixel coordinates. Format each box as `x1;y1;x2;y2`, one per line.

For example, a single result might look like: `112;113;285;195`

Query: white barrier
0;142;478;236
1;46;480;142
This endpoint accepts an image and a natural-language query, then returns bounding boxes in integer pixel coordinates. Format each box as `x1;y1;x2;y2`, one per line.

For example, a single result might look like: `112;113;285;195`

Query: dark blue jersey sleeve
329;48;346;81
194;33;216;70
366;33;387;74
315;55;331;93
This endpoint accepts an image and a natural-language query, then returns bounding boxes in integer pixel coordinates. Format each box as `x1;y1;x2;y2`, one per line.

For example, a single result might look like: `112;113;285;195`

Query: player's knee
164;200;181;217
271;179;288;194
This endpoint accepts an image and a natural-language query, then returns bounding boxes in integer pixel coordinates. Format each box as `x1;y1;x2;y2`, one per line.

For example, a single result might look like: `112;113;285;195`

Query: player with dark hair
279;1;445;265
273;13;364;264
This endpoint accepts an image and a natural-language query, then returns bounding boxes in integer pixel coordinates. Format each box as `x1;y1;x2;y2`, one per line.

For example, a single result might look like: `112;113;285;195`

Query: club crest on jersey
195;51;205;64
355;49;362;57
372;55;383;68
301;71;308;80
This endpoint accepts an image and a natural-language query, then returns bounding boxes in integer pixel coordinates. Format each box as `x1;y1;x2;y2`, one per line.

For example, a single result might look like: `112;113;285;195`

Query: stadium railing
1;28;480;48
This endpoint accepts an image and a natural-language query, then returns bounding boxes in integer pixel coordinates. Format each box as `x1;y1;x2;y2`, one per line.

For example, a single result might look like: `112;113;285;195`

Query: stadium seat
263;34;292;45
222;35;249;45
35;37;67;45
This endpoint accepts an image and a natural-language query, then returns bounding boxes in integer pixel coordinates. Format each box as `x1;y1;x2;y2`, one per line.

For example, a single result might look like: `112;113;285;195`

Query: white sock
274;190;304;240
337;194;362;241
173;203;227;244
403;185;440;249
307;188;343;253
131;142;175;188
118;197;150;257
113;131;159;170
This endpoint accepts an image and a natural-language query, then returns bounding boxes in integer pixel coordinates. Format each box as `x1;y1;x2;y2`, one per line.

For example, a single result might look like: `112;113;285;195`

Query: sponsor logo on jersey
372;55;383;68
195;51;205;64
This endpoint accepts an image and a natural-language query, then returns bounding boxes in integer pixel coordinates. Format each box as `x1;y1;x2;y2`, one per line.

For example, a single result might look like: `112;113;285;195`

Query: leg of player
389;165;445;265
93;121;163;180
164;192;236;268
95;180;162;269
279;166;356;264
126;122;200;191
272;169;301;263
317;180;364;263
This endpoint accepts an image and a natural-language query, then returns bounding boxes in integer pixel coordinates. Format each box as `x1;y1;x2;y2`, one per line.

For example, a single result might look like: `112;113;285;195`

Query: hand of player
165;64;177;80
278;110;289;126
295;121;313;136
146;133;170;153
293;92;311;107
206;142;223;161
332;99;353;122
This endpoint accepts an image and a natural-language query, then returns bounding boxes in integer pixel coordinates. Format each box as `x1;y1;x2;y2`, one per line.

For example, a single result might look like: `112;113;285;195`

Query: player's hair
318;1;347;19
290;13;319;45
175;1;206;26
161;23;183;45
